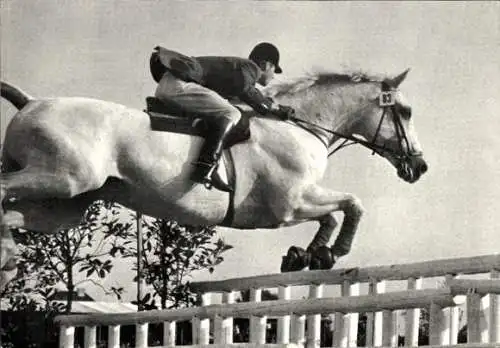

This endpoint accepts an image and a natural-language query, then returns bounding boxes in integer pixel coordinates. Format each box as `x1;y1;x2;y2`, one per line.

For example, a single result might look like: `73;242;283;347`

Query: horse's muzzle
397;155;428;183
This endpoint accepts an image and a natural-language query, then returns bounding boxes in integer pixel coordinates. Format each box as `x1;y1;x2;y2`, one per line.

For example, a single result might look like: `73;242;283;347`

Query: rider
150;42;295;192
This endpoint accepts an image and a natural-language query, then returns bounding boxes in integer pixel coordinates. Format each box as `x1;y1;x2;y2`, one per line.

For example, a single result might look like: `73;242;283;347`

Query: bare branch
74;279;115;296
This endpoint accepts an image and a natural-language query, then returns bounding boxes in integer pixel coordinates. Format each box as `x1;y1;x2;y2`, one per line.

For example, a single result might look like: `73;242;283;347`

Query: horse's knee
341;194;365;217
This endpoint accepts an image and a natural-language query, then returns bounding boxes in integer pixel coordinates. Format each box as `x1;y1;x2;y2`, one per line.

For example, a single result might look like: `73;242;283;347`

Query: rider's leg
190;117;235;191
155;72;241;192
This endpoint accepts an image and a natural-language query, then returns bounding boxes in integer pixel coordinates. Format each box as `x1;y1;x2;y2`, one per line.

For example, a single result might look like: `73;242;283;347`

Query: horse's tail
1;81;33;110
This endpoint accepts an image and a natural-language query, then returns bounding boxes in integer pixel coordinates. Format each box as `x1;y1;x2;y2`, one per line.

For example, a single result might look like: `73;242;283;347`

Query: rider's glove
273;104;295;121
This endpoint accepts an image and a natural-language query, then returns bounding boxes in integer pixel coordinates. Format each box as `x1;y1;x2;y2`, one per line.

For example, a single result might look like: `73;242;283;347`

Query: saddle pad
147;111;251;149
149;112;204;136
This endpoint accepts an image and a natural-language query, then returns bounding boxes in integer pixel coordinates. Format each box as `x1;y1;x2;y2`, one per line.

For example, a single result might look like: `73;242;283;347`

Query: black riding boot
190;119;234;192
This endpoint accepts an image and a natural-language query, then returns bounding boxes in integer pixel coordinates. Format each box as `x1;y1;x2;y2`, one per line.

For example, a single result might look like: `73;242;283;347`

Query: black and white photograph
1;2;499;347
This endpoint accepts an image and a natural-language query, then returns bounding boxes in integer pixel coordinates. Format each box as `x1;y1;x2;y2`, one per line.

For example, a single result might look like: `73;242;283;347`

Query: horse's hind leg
1;167;75;201
1;166;99;289
0;195;95;290
0;209;19;289
1;167;85;202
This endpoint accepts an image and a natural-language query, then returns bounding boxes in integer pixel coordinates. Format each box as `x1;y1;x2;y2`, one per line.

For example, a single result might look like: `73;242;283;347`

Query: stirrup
196;174;232;193
209;171;233;193
191;164;232;193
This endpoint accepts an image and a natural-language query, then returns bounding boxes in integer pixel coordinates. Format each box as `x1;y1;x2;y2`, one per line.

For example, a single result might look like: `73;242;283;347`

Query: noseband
291;83;421;161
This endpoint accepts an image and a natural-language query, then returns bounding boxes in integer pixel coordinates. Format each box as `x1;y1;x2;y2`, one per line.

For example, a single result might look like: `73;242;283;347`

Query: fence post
277;285;291;344
344;281;360;347
428;302;445;345
405;277;422;346
108;325;120;348
307;284;323;348
135;323;148;348
443;274;460;345
163;321;176;347
194;292;211;345
214;291;235;344
467;291;482;343
84;326;96;348
381;309;396;347
59;325;75;348
224;291;236;343
484;270;499;343
291;313;306;345
250;288;266;344
368;280;386;347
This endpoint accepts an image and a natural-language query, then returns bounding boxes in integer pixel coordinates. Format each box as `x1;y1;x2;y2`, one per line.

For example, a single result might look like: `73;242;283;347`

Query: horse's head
265;68;427;183
352;69;428;183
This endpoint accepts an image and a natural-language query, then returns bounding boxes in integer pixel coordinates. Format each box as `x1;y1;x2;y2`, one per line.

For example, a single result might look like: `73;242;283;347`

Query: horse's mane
263;70;385;98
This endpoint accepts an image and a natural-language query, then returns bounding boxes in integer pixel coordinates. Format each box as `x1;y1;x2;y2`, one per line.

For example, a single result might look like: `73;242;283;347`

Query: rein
290;90;420;160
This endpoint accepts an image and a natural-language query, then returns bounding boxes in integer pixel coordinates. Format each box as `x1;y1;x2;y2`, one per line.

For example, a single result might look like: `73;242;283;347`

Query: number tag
379;91;396;106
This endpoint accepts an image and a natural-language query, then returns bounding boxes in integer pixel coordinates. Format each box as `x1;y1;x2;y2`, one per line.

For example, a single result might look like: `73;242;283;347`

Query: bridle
291;83;422;161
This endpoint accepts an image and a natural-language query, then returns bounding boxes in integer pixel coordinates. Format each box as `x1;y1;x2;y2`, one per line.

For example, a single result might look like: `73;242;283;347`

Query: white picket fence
55;254;500;348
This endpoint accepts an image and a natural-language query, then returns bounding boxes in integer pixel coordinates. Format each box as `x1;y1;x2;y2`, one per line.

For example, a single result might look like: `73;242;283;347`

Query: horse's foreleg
307;214;338;251
281;186;364;272
307;214;339;270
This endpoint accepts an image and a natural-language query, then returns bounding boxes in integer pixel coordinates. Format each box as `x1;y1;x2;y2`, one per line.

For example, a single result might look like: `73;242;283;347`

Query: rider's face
258;62;276;86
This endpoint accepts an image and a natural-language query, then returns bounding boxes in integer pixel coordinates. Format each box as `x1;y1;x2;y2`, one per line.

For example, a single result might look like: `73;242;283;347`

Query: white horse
0;69;427;288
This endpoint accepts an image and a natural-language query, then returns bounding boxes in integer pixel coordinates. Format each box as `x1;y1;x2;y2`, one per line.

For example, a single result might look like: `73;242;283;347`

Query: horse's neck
274;83;374;145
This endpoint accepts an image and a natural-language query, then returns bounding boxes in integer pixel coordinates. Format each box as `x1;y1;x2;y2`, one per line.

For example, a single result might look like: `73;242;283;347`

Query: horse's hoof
280;246;310;272
309;246;336;270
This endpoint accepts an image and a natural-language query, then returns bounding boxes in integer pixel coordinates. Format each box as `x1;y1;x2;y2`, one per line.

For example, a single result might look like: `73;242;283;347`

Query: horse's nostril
420;162;428;174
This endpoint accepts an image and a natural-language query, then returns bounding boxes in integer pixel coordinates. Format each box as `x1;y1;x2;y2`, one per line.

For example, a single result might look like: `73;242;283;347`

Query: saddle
146;97;251;149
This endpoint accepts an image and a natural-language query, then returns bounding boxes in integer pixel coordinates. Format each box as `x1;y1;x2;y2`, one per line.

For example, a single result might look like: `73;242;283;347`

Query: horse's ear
385;68;410;88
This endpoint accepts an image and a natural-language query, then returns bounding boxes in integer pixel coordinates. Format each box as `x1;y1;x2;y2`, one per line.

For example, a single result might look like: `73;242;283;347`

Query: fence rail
189;254;500;292
55;254;500;348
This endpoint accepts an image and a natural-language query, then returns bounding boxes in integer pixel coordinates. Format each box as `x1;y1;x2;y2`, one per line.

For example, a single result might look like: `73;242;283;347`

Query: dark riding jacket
150;46;272;114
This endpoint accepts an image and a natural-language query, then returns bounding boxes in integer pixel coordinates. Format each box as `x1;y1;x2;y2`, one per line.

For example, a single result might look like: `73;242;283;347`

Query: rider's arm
240;87;295;121
238;61;295;119
240;88;295;120
239;86;273;115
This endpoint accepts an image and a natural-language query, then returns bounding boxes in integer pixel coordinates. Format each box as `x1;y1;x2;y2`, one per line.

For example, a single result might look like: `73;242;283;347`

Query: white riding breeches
155;71;241;125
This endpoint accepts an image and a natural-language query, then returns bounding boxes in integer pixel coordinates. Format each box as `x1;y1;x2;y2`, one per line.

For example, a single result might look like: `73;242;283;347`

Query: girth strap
220;149;236;226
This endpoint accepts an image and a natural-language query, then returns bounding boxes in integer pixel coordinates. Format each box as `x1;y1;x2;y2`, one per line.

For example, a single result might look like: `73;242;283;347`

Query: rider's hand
274;104;295;120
